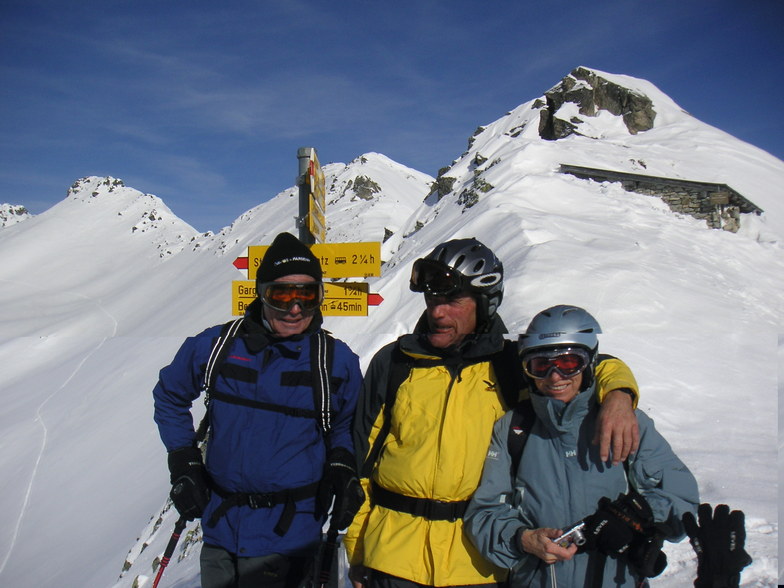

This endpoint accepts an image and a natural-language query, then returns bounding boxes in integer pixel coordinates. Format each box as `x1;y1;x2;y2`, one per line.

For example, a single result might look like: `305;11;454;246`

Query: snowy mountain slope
0;68;781;587
321;152;433;250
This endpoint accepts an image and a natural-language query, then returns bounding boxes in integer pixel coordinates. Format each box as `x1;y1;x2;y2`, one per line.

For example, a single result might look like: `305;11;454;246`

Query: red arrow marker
233;257;249;270
368;293;384;306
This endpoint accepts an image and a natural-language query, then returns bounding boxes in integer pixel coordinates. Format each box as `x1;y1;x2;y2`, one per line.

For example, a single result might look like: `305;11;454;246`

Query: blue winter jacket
464;384;699;587
153;305;362;558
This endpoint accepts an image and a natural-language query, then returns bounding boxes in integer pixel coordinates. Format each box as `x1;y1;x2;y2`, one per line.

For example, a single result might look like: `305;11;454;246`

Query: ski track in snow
0;285;118;578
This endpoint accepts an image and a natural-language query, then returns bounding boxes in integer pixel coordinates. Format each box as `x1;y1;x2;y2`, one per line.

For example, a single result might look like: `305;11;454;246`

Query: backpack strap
361;342;411;477
195;318;244;444
507;397;536;480
208;391;323;419
489;339;525;409
310;330;335;436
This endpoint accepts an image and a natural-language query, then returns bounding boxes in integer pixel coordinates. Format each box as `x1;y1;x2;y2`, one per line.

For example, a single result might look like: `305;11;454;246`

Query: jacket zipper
432;363;462;499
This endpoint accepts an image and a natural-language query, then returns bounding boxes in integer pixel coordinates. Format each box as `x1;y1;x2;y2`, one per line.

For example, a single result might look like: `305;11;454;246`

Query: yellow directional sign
232;280;258;316
312;242;380;279
246;242;381;280
322;281;369;316
308;197;326;243
307;151;326;243
231;280;370;316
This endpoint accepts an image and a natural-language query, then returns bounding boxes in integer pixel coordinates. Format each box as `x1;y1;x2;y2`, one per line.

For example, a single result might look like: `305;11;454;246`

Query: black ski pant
367;569;502;588
200;543;311;588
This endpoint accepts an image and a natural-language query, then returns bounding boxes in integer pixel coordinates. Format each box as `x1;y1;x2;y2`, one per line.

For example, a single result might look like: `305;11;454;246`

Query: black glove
582;490;655;556
626;531;667;578
317;447;365;530
167;446;211;521
682;503;752;588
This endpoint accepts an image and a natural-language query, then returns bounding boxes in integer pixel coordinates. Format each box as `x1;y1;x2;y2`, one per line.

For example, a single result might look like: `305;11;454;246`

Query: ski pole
317;525;340;588
152;516;187;588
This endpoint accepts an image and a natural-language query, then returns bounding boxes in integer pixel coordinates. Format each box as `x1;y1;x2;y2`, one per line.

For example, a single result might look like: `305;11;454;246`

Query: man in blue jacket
154;232;364;588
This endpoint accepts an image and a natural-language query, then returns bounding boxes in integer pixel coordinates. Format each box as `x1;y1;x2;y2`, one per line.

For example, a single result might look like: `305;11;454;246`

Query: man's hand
317;448;365;530
349;565;368;588
167;446;210;521
593;388;640;465
519;528;578;564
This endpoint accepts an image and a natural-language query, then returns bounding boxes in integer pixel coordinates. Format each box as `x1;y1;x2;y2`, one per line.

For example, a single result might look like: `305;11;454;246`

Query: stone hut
559;164;763;232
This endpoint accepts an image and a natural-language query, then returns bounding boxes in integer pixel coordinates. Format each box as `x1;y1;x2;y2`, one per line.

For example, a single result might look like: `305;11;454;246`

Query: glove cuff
167;446;203;483
326;446;357;473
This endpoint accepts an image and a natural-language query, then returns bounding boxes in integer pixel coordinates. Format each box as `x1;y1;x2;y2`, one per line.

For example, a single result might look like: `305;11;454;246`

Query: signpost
231;147;384;317
298;147;326;244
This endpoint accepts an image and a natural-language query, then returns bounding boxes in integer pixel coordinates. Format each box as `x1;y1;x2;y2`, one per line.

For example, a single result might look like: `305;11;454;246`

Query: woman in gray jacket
464;305;699;587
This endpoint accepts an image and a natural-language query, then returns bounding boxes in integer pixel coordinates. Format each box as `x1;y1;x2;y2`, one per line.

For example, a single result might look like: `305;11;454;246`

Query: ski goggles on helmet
410;258;469;297
258;281;324;312
522;347;590;379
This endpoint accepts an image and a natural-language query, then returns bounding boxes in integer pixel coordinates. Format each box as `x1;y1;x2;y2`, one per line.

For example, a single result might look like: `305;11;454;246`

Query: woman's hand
519;528;578;564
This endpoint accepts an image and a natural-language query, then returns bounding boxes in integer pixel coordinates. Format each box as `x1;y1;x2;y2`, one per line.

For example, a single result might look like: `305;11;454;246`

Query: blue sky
2;0;782;232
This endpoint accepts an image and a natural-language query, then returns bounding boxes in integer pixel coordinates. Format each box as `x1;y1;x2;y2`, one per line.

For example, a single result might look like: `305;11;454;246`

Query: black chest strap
370;480;470;522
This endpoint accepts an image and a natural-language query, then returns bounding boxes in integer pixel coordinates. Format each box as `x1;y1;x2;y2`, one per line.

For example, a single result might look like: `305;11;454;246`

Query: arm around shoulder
593;355;641;463
595;355;639;407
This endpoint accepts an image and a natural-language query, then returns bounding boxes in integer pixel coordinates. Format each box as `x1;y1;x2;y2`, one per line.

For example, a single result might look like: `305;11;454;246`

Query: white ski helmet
518;305;602;356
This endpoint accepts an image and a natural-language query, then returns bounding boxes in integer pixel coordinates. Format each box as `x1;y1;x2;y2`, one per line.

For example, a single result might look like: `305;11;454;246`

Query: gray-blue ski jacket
464;385;699;587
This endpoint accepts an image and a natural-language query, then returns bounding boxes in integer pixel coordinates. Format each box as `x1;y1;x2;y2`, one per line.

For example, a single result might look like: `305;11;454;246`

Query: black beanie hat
257;232;323;284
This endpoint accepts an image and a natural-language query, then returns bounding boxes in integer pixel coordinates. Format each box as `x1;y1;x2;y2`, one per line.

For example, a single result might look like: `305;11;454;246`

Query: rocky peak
0;204;31;227
62;176;198;258
67;176;127;200
538;66;656;139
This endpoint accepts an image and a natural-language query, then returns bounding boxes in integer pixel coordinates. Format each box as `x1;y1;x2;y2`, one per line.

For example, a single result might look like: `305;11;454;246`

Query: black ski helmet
411;237;504;329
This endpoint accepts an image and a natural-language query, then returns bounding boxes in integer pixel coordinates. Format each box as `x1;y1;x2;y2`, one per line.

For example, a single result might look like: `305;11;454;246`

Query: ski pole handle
152;516;187;588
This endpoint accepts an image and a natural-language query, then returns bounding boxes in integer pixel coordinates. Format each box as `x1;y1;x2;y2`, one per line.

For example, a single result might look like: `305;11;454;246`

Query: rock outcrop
538;66;656;139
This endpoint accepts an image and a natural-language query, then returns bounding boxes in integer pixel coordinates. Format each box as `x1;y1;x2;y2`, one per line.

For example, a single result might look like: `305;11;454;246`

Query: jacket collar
241;298;324;353
530;383;597;433
400;311;509;361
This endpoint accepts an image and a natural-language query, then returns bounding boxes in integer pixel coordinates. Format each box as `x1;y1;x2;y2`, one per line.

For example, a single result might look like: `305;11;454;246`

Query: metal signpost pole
297;147;314;244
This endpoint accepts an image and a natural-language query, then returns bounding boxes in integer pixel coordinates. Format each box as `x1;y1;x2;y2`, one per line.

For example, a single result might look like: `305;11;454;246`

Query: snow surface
0;68;781;587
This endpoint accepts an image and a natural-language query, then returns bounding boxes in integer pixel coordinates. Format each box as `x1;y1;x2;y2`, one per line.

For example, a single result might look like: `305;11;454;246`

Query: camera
553;522;587;548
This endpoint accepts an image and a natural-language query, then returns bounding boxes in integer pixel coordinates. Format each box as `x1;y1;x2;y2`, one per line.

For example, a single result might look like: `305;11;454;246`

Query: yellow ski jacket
344;316;638;586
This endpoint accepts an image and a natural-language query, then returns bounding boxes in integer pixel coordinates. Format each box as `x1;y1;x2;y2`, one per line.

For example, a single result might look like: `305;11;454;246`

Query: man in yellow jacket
344;238;640;588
